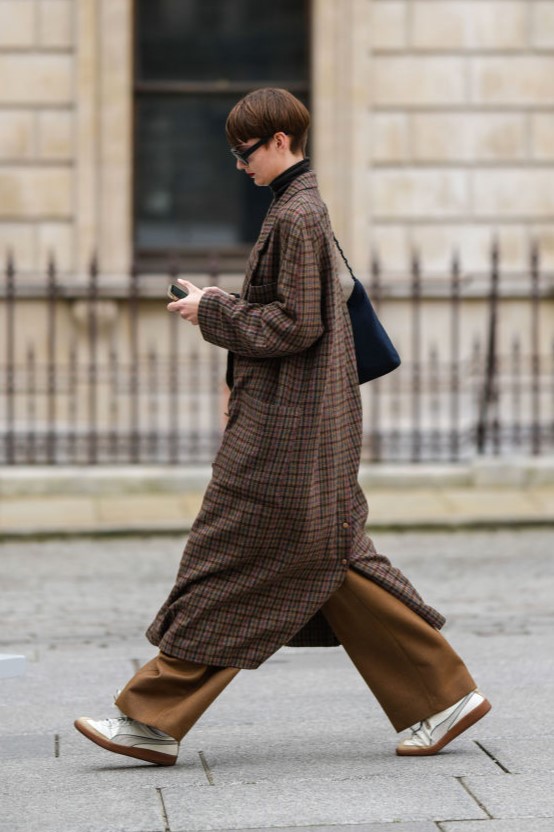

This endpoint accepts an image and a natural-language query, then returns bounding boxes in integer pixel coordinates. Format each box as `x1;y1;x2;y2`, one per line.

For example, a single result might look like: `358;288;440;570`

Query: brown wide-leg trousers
116;569;475;741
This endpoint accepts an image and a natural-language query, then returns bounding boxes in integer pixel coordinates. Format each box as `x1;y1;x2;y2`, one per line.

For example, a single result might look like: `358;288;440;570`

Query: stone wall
0;0;552;282
0;0;75;273
368;0;554;274
0;0;131;277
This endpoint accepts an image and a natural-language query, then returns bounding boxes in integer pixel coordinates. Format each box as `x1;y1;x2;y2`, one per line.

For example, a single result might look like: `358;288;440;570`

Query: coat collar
261;169;319;242
272;169;319;208
244;170;320;286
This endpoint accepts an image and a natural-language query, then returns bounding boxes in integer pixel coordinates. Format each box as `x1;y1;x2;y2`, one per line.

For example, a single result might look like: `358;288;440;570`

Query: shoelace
104;717;131;729
408;720;433;745
410;719;429;734
103;716;170;739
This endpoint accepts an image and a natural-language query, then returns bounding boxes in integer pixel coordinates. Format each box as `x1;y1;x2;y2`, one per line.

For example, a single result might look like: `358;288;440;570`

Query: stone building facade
365;0;554;273
0;1;553;467
0;0;553;278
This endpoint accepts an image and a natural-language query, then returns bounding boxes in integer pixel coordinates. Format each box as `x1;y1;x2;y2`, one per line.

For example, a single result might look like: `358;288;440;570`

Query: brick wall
369;0;554;272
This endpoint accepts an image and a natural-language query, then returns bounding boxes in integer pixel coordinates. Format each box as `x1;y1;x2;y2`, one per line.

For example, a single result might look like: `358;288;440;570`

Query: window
134;0;310;271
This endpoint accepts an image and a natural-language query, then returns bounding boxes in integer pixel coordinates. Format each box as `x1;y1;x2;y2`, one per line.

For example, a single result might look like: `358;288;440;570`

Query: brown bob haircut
225;88;310;156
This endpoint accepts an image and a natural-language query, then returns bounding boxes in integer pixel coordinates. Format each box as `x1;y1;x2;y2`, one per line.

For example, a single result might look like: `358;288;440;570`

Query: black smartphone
167;283;188;301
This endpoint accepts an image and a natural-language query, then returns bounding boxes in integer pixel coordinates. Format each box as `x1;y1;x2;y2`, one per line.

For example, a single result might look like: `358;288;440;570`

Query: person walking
75;88;490;767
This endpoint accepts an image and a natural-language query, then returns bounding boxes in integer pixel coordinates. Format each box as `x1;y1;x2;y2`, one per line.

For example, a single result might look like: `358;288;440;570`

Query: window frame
132;1;311;273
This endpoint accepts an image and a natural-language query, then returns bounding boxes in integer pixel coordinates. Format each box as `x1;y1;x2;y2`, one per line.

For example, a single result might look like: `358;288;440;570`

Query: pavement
1;527;553;831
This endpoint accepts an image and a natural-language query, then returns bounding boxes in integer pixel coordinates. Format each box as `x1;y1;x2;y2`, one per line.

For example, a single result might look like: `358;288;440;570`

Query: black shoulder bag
226;242;401;390
334;236;401;384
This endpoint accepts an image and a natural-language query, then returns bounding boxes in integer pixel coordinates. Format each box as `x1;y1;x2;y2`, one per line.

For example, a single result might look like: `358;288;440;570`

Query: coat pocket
247;282;279;305
212;392;301;507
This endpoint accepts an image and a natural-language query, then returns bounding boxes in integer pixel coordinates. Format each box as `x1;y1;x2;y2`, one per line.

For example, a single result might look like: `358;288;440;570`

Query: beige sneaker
396;690;491;756
74;716;179;766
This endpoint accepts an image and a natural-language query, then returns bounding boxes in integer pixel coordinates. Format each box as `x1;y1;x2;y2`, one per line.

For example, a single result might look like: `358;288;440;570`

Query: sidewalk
1;528;553;831
1;460;554;536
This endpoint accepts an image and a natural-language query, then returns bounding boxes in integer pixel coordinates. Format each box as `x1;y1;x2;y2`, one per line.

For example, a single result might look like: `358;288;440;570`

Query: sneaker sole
74;719;177;766
396;698;492;757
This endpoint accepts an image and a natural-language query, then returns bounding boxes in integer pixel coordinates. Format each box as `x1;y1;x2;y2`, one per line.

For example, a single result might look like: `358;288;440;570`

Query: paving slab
443;821;554;832
0;756;208;796
189;725;499;784
161;776;487;830
0;783;165;832
475;736;554;774
220;826;438;832
0;733;55;761
0;655;142;734
463;772;554;818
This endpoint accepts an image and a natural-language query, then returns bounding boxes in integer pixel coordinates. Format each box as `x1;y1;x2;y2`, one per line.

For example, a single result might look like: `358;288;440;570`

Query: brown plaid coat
146;171;444;668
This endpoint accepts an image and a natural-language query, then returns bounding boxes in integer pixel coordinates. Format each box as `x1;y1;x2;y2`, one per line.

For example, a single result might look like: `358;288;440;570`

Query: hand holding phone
167;280;201;325
167;283;189;301
167;279;221;326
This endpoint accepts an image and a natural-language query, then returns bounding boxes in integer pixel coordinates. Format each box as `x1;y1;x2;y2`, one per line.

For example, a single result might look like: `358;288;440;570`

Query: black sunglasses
230;136;272;166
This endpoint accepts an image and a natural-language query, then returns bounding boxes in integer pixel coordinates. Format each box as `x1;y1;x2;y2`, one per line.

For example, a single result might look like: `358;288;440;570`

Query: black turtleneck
270;158;311;199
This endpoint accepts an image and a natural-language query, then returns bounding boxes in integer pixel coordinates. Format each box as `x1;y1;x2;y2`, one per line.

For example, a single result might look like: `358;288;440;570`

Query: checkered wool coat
146;171;444;668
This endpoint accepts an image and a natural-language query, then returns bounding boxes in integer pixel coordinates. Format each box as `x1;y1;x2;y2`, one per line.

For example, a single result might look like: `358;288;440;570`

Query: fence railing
1;246;553;465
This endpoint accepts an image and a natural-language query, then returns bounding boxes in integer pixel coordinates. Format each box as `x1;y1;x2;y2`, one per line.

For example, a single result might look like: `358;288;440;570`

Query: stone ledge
1;458;553;498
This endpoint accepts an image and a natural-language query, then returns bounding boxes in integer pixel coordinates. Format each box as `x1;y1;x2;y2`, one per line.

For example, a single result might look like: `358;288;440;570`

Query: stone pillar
312;0;372;274
75;0;99;274
76;0;133;275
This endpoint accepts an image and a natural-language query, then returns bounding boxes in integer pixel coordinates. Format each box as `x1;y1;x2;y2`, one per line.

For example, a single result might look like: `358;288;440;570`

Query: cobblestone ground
1;529;553;831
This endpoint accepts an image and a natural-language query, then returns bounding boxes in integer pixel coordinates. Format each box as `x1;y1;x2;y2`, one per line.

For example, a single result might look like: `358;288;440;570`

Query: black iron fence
1;246;553;465
363;244;553;462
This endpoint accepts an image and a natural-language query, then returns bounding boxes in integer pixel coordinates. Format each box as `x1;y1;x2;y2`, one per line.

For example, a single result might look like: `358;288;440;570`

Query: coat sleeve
197;211;324;359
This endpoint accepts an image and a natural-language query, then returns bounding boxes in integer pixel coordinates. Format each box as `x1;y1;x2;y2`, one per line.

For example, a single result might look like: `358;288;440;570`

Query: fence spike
530;237;539;271
6;247;15;277
451;247;460;276
168;252;180;279
371;249;381;277
410;246;421;275
491;236;500;270
208;252;221;283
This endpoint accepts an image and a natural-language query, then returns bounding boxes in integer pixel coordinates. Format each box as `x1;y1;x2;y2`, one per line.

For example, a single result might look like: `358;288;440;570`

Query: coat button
341;559;348;565
342;522;349;529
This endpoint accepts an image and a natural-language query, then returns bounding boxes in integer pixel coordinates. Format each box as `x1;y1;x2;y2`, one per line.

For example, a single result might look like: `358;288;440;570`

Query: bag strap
333;235;356;283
